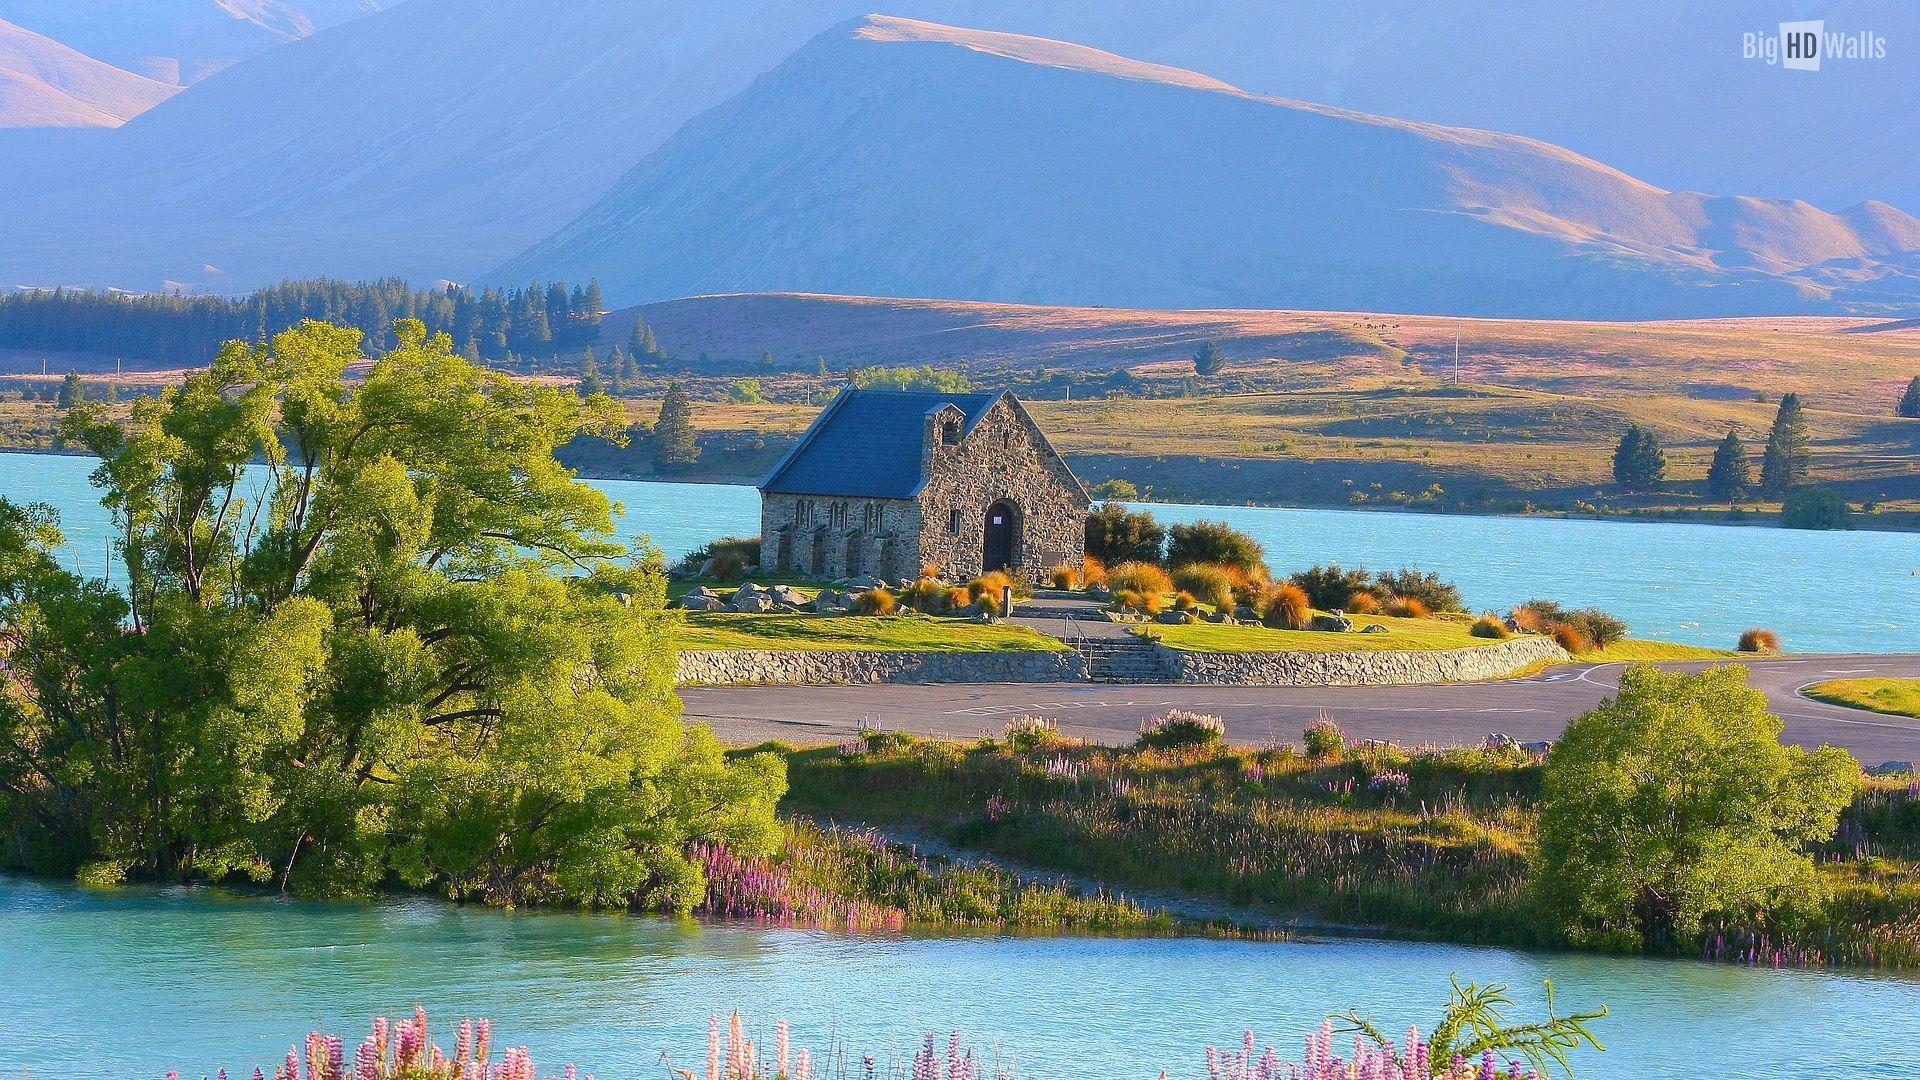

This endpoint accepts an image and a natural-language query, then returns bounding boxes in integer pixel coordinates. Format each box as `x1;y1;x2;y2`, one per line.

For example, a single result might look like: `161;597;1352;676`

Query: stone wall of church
760;492;919;580
917;398;1087;583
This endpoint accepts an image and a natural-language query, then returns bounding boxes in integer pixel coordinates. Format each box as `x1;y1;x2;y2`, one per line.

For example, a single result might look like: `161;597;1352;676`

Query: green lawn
1806;678;1920;720
1572;640;1741;662
677;613;1069;653
1139;614;1500;653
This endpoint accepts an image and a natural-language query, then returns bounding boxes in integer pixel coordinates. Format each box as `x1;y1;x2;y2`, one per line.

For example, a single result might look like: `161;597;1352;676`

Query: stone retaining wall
676;649;1086;686
1150;634;1568;686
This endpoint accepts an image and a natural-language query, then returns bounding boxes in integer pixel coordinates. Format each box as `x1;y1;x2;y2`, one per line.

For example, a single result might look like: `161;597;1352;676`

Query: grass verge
1806;678;1920;720
677;613;1068;653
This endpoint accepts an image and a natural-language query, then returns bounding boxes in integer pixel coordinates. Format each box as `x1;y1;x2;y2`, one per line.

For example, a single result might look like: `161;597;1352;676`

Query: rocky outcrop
675;649;1085;686
1151;635;1567;687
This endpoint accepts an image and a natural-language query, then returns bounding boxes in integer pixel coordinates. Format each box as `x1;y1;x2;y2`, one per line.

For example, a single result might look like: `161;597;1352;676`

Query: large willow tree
0;319;782;907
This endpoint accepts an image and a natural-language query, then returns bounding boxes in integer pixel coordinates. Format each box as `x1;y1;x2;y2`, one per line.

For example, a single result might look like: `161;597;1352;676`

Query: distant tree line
0;278;607;366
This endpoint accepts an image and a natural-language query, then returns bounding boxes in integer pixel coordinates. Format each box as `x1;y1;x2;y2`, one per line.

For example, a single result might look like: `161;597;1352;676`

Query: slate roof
759;387;1005;499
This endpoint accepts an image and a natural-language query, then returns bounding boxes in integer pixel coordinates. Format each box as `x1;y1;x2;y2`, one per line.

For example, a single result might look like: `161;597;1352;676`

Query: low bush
1384;594;1431;619
1344;590;1381;615
1375;567;1464;613
1003;714;1064;752
1290;563;1374;611
1136;710;1228;750
900;576;949;613
1566;607;1627;648
853;586;898;616
1782;486;1854;530
1304;715;1346;757
1550;622;1592;654
1262;582;1312;630
1513;600;1627;649
681;535;762;577
1739;627;1781;653
1172;562;1238;611
1166;520;1267;573
1470;613;1512;640
1109;560;1174;598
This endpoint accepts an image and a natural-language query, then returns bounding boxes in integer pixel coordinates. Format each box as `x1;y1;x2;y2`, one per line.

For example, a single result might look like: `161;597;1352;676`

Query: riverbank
766;728;1920;969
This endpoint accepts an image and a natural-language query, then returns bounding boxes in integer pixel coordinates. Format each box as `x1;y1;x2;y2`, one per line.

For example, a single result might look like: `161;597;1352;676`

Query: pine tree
759;349;776;371
1898;376;1920;419
578;347;604;396
607;346;628;395
815;356;829;377
1611;424;1665;488
1760;392;1812;496
1192;340;1225;376
1705;428;1750;501
56;371;83;409
653;382;701;471
582;280;604;320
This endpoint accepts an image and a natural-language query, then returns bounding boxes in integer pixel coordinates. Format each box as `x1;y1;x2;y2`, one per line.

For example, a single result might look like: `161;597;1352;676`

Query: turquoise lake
3;874;1918;1080
5;450;1914;653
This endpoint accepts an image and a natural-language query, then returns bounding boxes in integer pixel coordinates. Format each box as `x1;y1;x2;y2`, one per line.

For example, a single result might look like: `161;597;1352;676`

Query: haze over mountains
0;19;178;127
0;0;380;87
497;16;1920;318
1;2;1917;321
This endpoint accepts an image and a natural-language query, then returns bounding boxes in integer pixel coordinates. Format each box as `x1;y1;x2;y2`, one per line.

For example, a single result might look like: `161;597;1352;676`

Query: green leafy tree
1084;504;1164;566
1192;340;1225;376
1534;665;1857;952
1704;429;1750;501
1165;520;1265;573
1759;393;1812;496
728;378;765;404
1780;485;1852;530
0;320;782;906
56;371;83;409
1897;376;1920;419
1610;424;1664;488
849;365;971;394
652;381;701;472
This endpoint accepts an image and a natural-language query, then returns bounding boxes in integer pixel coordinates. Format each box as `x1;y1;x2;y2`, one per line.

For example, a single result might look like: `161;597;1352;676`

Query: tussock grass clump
1136;710;1228;750
1263;582;1312;629
1172;590;1200;612
1109;560;1173;599
1384;594;1431;619
854;586;898;616
945;585;975;612
1344;590;1381;615
1550;622;1591;654
1470;613;1513;640
1112;588;1166;615
1050;563;1082;590
900;576;949;613
1173;562;1238;611
1739;627;1781;653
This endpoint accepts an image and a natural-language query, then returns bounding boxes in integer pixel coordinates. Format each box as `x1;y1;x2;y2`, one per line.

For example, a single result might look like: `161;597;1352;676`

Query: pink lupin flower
795;1047;811;1080
459;1019;474;1064
476;1018;491;1064
708;1016;721;1080
776;1019;790;1080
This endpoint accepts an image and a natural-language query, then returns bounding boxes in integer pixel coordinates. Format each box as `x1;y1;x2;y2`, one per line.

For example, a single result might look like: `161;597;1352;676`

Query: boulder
695;557;716;579
1871;761;1915;777
1310;613;1354;633
1086;582;1112;600
676;594;724;612
727;594;775;613
1358;623;1389;634
1234;605;1261;622
846;574;887;591
769;584;807;605
971;610;998;624
1157;610;1195;624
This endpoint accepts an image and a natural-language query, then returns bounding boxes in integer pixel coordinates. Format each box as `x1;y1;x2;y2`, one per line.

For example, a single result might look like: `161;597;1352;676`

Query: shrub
1344;590;1381;615
1108;560;1173;599
1383;595;1431;619
1374;567;1464;613
1566;607;1627;648
1303;715;1346;757
708;549;749;581
1550;622;1591;654
900;576;949;613
1172;563;1237;611
1085;504;1165;566
1166;520;1266;573
1511;599;1564;633
1470;613;1512;640
1289;563;1375;611
1003;714;1063;752
1136;710;1228;749
681;535;762;576
1263;582;1311;630
1739;627;1781;653
1782;486;1854;530
853;586;898;616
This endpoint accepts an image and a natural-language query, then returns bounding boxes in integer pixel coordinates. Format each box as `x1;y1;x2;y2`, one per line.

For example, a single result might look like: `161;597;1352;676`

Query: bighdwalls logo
1743;20;1886;71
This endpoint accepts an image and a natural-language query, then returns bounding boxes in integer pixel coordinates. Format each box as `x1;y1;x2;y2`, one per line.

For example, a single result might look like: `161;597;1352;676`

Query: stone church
758;387;1090;583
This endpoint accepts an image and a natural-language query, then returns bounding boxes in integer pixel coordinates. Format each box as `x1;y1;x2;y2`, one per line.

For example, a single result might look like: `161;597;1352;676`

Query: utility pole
1452;324;1462;384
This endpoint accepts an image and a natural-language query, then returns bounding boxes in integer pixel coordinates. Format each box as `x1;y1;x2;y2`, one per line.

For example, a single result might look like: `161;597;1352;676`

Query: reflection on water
2;875;1917;1080
4;451;1915;652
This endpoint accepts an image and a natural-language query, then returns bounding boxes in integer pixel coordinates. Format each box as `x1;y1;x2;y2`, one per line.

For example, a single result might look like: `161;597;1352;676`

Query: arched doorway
982;500;1019;574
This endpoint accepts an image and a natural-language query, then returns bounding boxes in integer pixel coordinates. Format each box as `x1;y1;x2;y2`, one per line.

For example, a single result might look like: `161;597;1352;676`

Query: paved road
683;655;1920;764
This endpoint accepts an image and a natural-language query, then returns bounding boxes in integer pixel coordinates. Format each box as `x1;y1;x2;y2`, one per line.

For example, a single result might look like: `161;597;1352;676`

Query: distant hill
0;0;379;85
497;16;1920;319
0;18;176;127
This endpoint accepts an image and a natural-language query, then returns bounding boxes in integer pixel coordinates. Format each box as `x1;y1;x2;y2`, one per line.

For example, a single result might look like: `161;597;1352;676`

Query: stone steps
1072;638;1169;683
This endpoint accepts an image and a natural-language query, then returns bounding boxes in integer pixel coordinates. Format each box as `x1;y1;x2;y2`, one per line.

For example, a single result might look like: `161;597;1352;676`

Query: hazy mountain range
1;2;1917;320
